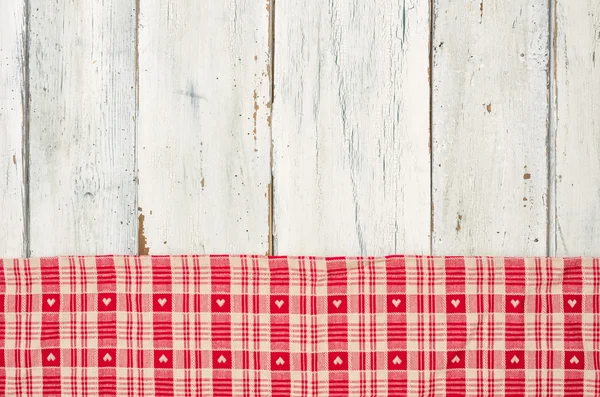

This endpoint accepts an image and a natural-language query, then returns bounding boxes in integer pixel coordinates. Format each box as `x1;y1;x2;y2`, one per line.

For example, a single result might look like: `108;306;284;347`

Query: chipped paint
523;173;531;180
455;214;462;232
201;177;205;189
252;90;259;141
12;155;16;165
138;208;150;255
479;1;484;22
486;103;492;113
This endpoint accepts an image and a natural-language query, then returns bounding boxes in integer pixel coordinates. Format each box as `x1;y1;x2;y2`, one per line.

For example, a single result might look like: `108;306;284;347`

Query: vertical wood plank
28;0;137;256
554;0;600;255
432;0;549;256
272;0;431;256
0;1;26;257
137;0;271;254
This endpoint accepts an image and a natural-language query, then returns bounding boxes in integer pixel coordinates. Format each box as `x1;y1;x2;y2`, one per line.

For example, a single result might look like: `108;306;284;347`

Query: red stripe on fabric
269;256;290;397
152;256;174;395
445;257;466;396
504;257;526;396
210;256;232;397
327;258;348;396
40;257;61;396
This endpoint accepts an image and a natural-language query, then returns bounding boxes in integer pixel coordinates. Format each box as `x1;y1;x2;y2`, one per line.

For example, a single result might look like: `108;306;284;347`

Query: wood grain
272;0;431;256
28;0;137;256
432;0;549;256
0;1;26;257
554;0;600;255
137;0;271;254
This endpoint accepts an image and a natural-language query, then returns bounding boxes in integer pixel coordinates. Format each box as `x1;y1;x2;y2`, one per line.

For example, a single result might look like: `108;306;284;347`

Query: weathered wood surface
137;0;272;254
4;1;600;257
28;0;137;256
432;0;549;256
0;0;26;257
554;0;600;256
272;0;431;256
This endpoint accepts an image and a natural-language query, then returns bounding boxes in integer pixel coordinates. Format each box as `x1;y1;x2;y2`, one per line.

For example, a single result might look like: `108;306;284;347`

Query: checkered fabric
0;255;598;396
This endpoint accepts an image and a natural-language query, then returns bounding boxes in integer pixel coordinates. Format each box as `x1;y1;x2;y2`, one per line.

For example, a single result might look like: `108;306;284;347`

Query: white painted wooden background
0;0;597;258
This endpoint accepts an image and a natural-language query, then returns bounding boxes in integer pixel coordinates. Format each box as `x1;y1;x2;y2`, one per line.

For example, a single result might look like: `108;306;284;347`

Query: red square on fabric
565;351;584;370
505;351;525;369
506;296;525;313
270;296;288;313
99;349;116;367
43;348;60;367
271;352;290;370
154;350;172;368
564;295;581;313
153;294;172;312
98;293;116;311
0;350;4;367
447;351;464;369
388;351;406;370
328;296;346;313
446;295;465;312
387;295;405;312
328;352;348;370
211;295;230;312
43;294;60;312
213;351;231;369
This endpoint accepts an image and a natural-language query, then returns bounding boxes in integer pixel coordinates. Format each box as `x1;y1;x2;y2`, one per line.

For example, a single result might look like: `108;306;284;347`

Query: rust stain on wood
486;103;492;113
455;214;462;232
138;208;150;255
523;173;531;180
253;90;259;141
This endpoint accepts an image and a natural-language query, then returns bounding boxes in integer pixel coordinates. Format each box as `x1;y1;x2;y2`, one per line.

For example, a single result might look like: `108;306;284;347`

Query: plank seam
135;0;141;255
268;0;276;255
22;0;31;258
547;0;557;256
429;0;434;255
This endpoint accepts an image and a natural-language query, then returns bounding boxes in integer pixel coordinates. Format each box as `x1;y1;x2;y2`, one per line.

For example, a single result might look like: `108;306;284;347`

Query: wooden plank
554;0;600;255
137;0;271;254
272;0;431;256
0;1;26;257
432;0;549;256
28;0;137;256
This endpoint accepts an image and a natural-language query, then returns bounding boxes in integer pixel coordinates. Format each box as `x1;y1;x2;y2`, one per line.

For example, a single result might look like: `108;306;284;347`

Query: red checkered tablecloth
0;255;598;396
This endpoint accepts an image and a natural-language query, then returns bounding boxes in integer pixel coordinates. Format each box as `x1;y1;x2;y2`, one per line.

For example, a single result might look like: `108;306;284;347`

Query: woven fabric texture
0;255;598;396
